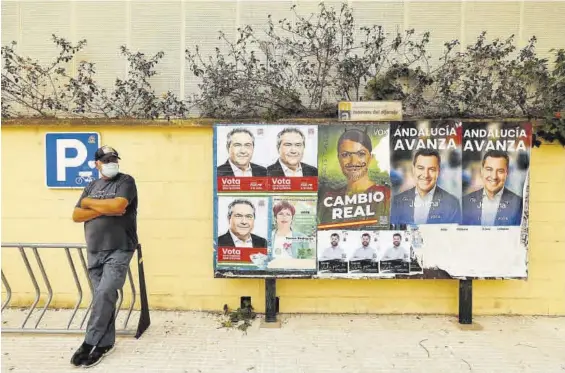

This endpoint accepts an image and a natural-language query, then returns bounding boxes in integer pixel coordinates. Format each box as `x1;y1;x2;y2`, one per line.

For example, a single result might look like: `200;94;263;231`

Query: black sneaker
82;345;115;368
70;342;94;367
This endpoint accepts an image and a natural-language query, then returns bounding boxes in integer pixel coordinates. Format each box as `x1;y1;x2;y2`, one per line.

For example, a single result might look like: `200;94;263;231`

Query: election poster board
212;121;531;280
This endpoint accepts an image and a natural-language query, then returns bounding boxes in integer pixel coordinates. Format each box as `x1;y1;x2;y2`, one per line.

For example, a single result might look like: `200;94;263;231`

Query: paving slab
1;309;565;373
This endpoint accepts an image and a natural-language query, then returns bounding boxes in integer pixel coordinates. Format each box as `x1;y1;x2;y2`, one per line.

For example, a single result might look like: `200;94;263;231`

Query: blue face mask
101;162;119;178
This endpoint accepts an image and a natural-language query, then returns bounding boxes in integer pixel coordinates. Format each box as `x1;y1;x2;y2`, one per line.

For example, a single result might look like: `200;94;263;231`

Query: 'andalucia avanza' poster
390;120;462;225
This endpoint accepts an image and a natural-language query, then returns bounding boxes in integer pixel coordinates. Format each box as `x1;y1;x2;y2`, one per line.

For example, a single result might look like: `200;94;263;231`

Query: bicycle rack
1;243;150;338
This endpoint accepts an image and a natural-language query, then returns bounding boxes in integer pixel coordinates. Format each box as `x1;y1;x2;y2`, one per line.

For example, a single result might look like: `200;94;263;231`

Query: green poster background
270;195;317;260
317;123;391;230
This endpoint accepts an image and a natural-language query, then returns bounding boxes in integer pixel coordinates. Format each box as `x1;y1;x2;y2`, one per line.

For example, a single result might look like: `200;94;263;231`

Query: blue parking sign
45;132;101;188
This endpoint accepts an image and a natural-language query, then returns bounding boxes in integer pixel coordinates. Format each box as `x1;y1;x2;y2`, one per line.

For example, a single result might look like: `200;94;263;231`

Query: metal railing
1;243;150;338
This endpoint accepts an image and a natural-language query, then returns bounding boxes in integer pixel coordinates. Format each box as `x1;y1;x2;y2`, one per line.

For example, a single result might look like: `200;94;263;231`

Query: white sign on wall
338;101;403;121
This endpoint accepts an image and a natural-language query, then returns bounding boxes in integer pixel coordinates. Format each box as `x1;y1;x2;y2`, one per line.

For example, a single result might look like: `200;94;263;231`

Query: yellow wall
2;124;565;315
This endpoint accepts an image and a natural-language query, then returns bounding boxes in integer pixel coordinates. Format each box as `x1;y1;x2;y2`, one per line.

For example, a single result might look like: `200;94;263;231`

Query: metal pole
115;288;124;318
265;278;277;323
123;268;137;330
1;328;136;336
77;248;94;329
135;244;151;339
1;271;12;311
31;248;53;328
19;247;41;329
64;247;83;329
459;279;473;324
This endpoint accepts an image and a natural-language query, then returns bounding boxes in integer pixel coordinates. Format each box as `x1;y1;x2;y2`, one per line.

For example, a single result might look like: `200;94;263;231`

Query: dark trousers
85;249;135;347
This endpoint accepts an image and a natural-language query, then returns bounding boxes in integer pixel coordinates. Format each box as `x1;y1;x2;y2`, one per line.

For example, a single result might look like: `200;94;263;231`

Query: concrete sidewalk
1;309;565;373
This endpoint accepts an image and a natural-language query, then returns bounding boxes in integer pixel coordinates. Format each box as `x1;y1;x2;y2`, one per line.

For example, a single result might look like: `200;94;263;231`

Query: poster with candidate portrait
317;123;391;231
267;196;317;271
214;194;318;276
215;124;270;192
461;121;531;227
377;230;412;274
390;120;462;225
345;231;380;274
215;196;270;270
317;230;349;274
264;125;318;192
407;121;532;280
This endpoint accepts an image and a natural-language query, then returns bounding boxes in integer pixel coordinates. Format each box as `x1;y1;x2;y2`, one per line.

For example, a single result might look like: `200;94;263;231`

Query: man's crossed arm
72;197;129;223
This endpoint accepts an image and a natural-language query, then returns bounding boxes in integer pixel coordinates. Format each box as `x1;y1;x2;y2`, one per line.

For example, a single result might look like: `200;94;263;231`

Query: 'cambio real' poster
317;123;391;231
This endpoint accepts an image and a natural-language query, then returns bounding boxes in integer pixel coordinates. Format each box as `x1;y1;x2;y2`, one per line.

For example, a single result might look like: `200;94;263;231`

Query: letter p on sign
45;132;100;188
57;139;87;181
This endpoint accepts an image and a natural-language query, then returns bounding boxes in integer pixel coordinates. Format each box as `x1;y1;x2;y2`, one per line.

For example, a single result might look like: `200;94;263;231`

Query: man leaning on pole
70;145;139;368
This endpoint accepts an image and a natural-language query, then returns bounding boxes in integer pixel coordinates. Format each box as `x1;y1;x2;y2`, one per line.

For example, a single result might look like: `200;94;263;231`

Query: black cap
94;145;121;161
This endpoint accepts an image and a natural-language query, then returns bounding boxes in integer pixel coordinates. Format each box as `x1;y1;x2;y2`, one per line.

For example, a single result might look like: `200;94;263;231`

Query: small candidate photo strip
266;196;317;271
390;120;462;226
405;226;424;274
316;230;349;274
265;125;318;192
346;231;380;274
378;230;411;274
215;196;269;270
215;124;269;192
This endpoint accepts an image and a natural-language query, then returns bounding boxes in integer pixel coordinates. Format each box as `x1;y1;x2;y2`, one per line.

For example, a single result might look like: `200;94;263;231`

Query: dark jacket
391;186;461;225
217;231;268;248
462;188;523;226
216;160;267;177
267;160;318;177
